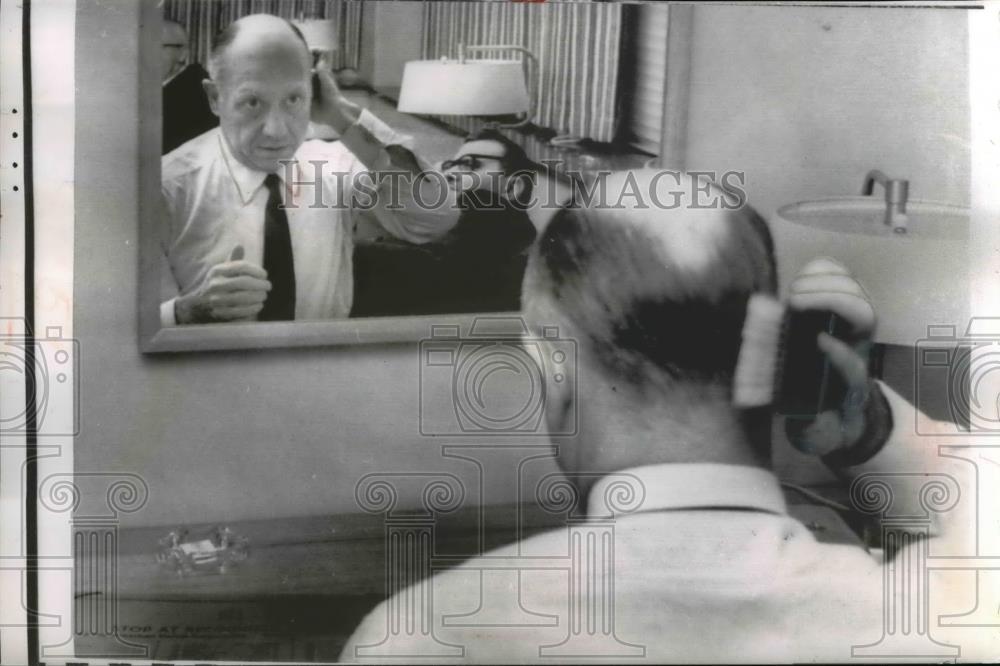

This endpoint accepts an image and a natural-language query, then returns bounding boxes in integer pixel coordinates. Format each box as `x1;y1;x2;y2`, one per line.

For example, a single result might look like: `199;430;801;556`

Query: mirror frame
141;313;504;353
138;2;519;354
137;1;694;353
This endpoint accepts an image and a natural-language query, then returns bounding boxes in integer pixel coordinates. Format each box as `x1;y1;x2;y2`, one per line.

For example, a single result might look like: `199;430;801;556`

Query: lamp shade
397;59;529;116
293;19;338;52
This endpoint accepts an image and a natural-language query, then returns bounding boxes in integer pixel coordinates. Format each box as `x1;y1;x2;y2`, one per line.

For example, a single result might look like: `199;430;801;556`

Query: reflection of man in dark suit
352;129;541;316
162;20;218;154
436;130;540;312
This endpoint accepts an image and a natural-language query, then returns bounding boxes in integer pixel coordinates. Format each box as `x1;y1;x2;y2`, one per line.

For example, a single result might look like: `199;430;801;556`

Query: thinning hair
524;170;777;395
207;15;310;81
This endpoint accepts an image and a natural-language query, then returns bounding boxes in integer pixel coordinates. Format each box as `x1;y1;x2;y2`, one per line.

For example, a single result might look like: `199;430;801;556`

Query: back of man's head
524;170;776;416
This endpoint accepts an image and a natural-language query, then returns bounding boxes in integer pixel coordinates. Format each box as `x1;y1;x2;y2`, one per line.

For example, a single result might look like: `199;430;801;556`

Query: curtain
622;3;669;155
421;0;623;143
163;0;363;70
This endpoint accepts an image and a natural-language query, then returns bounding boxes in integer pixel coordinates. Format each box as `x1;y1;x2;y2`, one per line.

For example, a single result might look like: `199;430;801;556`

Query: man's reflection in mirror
159;14;458;326
439;130;540;311
351;129;540;317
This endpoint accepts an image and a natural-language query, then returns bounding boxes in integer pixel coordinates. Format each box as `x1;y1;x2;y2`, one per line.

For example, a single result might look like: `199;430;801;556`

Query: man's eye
286;94;303;106
241;98;260;111
443;155;483;171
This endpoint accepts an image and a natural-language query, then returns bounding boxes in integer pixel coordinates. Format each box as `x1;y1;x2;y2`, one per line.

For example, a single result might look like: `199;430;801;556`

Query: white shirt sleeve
159;298;177;328
340;108;459;244
845;380;976;549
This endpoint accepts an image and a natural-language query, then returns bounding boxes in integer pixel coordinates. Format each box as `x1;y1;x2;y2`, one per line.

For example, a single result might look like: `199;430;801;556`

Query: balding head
525;170;776;397
202;14;313;172
524;169;778;479
207;14;310;84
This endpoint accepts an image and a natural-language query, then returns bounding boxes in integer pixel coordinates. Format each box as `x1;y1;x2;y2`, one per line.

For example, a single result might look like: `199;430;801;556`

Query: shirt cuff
820;380;892;468
358;107;413;149
160;298;178;327
822;379;921;470
340;108;415;170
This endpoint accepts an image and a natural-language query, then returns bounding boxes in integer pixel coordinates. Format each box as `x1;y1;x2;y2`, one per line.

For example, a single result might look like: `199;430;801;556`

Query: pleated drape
163;0;363;70
420;0;623;143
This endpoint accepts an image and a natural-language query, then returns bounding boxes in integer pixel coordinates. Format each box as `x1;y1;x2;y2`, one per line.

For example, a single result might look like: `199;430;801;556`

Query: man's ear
545;372;574;438
544;358;580;480
542;343;575;438
202;79;220;117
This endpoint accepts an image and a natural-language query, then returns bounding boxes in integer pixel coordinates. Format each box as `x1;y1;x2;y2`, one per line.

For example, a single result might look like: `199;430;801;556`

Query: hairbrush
733;293;855;418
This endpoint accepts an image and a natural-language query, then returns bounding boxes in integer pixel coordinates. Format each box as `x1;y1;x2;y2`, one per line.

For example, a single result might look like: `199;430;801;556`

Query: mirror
141;0;628;353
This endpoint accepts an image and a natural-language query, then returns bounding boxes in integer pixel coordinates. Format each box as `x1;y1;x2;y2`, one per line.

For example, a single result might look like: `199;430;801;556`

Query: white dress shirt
340;383;990;663
160;109;458;325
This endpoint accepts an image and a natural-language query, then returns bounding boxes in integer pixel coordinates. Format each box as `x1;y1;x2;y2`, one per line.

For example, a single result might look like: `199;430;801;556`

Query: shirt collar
162;65;184;87
217;131;302;205
586;463;787;519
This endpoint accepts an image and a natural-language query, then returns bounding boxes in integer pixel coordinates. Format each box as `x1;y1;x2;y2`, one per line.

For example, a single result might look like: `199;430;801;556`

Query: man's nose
261;108;288;139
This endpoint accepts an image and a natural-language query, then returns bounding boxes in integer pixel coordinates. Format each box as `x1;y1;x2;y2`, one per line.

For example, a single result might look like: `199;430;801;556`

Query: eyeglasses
441;154;504;171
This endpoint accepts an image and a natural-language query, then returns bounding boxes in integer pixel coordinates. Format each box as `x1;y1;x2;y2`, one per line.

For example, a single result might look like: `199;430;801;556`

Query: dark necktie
258;173;296;321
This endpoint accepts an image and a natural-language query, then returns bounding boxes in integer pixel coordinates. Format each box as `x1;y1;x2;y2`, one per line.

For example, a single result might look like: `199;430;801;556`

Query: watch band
821;380;894;469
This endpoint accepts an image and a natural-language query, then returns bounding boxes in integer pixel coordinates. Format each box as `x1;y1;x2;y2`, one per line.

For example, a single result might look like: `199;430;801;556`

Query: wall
685;5;970;280
75;2;967;524
75;0;559;528
357;1;423;91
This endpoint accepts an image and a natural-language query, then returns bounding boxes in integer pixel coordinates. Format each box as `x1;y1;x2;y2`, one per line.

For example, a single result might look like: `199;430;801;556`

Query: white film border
1;1;999;663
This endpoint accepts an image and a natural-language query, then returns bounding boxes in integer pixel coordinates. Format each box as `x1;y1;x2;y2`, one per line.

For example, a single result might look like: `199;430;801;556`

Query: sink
772;197;971;345
777;197;968;241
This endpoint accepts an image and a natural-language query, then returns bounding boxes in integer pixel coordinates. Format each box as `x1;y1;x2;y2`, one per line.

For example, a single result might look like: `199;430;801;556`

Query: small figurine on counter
156;525;249;576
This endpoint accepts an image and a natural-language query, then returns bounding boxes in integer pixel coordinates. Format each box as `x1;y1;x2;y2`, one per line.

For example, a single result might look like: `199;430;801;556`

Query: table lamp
398;43;536;128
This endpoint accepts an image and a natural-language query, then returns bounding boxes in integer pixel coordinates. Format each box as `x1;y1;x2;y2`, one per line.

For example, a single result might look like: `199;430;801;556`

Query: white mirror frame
137;1;695;354
137;3;517;354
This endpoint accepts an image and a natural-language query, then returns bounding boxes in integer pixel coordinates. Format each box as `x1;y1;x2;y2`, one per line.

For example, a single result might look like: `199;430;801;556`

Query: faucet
862;169;909;233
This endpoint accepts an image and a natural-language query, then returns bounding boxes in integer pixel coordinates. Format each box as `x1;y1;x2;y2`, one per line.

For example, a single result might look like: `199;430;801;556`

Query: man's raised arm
310;69;458;244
